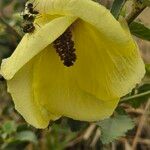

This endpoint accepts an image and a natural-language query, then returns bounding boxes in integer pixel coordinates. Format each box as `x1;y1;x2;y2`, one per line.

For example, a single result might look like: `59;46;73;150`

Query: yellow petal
1;16;76;80
36;0;129;44
71;20;145;100
32;46;119;122
1;0;145;128
7;58;60;128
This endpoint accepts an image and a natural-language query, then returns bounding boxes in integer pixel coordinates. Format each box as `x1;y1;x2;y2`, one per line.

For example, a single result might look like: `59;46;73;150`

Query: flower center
53;28;77;67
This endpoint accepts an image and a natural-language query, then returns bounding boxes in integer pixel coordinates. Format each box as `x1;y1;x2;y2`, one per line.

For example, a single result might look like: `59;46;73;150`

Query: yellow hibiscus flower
0;0;145;128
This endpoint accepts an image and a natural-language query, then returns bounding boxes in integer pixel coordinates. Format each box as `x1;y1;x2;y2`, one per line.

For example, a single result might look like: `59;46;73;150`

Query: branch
0;17;21;40
126;0;147;25
132;99;150;149
120;91;150;102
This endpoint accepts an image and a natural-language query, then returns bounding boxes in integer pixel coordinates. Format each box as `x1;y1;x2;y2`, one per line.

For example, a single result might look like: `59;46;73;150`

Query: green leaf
121;84;150;108
1;0;13;7
15;131;37;144
2;121;17;135
16;124;31;132
115;107;127;115
67;119;87;132
1;140;29;150
98;115;135;144
128;84;150;108
143;0;150;6
46;124;77;150
129;22;150;41
145;64;150;76
110;0;126;19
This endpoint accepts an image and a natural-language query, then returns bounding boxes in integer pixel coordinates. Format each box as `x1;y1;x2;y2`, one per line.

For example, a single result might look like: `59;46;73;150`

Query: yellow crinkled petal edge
7;57;60;128
1;16;76;80
36;0;130;44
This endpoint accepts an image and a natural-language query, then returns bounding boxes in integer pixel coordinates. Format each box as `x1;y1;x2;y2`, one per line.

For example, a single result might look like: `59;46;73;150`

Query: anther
53;28;77;67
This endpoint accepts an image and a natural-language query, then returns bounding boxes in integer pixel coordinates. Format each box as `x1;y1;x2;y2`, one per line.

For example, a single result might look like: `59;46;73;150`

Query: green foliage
98;115;135;144
115;107;127;115
2;121;17;135
15;131;37;144
0;0;149;149
0;0;13;8
67;118;88;132
46;124;77;150
110;0;126;19
145;64;150;76
0;121;38;150
132;84;150;107
121;84;150;108
142;0;150;6
129;22;150;41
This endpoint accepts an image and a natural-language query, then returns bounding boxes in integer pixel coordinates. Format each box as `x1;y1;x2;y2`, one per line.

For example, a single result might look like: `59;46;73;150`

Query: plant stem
0;17;21;40
120;91;150;102
126;0;147;25
132;99;150;149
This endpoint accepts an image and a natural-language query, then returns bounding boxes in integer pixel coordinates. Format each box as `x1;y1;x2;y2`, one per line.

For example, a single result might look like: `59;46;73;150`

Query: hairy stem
126;0;147;25
120;91;150;102
0;17;21;40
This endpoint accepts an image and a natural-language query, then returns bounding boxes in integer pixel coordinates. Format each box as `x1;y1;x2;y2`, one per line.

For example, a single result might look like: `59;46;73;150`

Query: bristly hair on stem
126;0;147;25
0;17;22;40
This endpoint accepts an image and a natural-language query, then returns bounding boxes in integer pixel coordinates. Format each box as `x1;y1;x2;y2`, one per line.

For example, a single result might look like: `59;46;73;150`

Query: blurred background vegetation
0;0;150;150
